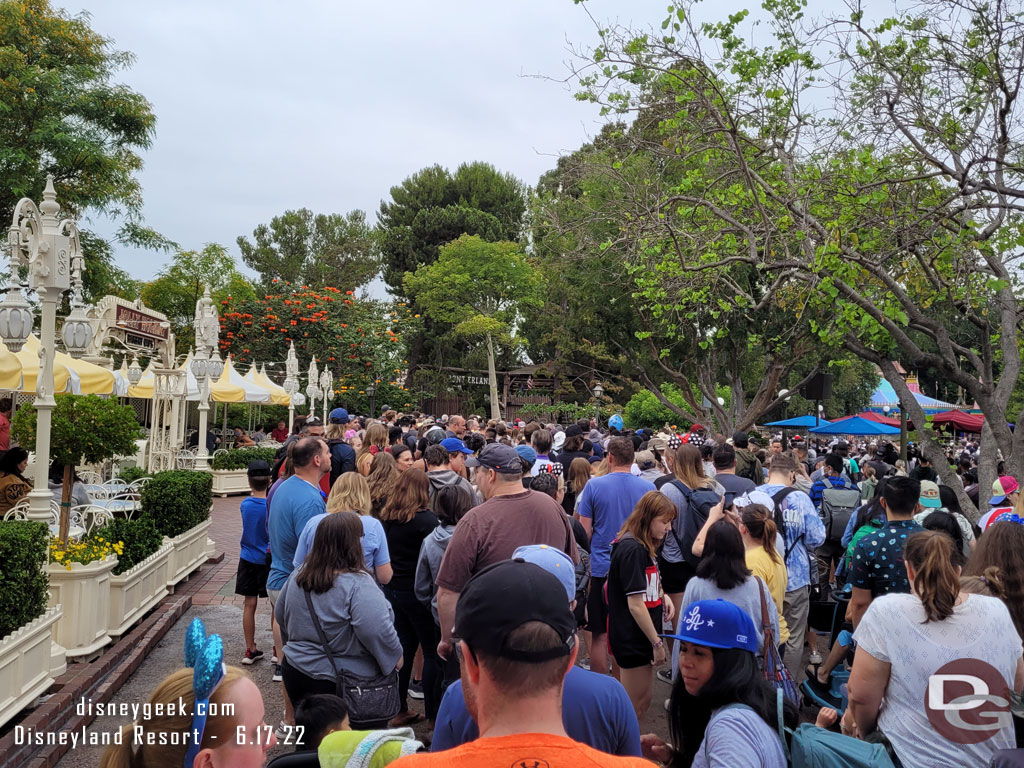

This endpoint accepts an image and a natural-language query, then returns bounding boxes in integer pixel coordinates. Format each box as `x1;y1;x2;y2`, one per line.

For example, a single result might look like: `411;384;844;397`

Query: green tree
0;0;169;289
405;235;540;420
12;394;141;543
237;208;380;291
378;162;527;375
574;0;1024;513
141;244;255;350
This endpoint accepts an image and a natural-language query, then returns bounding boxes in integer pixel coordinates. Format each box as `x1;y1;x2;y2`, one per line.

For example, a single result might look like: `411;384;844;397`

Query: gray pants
783;585;810;678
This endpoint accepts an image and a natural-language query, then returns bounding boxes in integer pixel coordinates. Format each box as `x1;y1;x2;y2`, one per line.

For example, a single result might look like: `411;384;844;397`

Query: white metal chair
176;448;197;470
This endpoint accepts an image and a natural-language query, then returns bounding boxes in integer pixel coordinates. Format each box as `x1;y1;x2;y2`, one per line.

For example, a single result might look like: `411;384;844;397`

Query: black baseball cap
564;424;583;438
465;443;522;473
247;460;271;477
455;560;576;662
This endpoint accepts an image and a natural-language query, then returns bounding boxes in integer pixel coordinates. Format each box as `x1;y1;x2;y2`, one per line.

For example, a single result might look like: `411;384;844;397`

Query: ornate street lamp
367;381;377;418
189;285;221;470
306;356;320;418
60;249;92;358
283;341;299;433
3;175;87;521
127;354;143;385
778;388;792;449
319;368;333;424
592;381;604;427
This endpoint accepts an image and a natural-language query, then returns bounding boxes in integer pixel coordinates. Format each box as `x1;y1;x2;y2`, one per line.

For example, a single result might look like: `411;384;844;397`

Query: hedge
0;521;49;639
210;446;277;471
141;471;213;538
118;465;150;484
100;515;164;576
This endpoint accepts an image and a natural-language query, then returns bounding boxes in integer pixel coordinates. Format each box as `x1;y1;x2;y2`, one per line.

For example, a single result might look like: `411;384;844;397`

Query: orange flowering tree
218;283;420;410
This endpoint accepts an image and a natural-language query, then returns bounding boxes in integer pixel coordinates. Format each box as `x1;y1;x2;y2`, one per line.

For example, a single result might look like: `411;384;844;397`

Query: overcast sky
74;0;705;284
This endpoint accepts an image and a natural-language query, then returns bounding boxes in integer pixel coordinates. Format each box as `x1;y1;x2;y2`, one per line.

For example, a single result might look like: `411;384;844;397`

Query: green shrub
0;521;49;639
100;515;164;576
210;446;277;471
118;466;150;484
141;471;213;538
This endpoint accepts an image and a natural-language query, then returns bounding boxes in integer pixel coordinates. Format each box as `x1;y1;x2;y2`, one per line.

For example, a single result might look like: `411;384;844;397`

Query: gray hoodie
414;524;455;624
426;469;481;508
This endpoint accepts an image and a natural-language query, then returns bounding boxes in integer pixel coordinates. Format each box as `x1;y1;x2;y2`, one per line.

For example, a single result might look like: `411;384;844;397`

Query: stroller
800;582;853;713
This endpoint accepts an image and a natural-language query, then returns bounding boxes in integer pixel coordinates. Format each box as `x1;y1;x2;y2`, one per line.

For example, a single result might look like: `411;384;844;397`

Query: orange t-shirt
389;733;654;768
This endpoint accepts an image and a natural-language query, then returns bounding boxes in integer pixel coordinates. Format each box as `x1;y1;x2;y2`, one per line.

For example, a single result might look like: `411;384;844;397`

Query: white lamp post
306;356;320;419
127;354;143;385
2;175;93;522
283;341;299;433
319;368;333;424
189;285;221;470
592;381;604;427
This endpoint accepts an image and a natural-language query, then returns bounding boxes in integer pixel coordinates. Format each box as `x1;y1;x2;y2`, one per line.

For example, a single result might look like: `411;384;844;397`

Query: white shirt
855;592;1022;768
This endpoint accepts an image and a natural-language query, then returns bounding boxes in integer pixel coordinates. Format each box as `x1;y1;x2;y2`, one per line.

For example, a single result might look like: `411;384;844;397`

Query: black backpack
820;484;862;544
771;487;800;559
669;480;723;568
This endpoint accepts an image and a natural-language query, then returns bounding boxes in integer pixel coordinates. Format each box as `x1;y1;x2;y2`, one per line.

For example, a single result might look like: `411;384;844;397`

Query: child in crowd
237;459;273;664
297;693;424;766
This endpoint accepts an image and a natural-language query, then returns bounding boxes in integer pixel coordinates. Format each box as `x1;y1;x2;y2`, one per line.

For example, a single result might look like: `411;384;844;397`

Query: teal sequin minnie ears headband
183;618;226;767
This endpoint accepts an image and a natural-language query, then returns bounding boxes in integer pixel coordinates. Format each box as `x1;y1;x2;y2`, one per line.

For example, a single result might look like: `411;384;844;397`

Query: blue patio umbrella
765;415;832;428
808;415;900;436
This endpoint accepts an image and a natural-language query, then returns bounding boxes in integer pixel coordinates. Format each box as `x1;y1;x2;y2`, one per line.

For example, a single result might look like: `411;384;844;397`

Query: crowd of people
101;410;1024;768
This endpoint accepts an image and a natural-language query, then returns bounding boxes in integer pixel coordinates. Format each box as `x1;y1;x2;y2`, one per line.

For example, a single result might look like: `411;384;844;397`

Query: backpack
735;451;761;484
820;485;862;544
668;479;722;568
771;487;797;558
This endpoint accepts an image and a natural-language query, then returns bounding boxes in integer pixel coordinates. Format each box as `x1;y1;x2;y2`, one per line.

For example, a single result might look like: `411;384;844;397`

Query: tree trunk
58;464;73;545
486;333;501;422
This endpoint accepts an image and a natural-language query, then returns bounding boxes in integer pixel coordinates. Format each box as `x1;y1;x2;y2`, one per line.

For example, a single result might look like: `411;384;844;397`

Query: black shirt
606;533;663;664
382;509;438;591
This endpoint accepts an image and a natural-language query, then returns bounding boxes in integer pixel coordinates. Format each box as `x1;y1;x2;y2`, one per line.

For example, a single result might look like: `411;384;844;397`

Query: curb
0;552;225;768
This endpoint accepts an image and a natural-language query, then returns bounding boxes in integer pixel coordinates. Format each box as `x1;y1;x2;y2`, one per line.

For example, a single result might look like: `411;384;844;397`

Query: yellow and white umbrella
245;363;290;405
15;335;73;394
0;341;23;392
222;356;270;403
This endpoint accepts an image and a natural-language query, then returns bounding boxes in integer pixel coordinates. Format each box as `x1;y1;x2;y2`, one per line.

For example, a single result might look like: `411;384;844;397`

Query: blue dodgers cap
662;599;759;653
329;407;350;424
512;544;575;602
441;437;474;455
515;444;538;465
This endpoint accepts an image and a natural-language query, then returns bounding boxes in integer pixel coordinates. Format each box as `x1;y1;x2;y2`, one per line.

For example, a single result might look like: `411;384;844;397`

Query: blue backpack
714;691;897;768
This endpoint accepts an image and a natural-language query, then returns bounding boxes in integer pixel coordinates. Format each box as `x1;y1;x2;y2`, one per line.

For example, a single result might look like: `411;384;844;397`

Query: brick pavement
194;493;252;607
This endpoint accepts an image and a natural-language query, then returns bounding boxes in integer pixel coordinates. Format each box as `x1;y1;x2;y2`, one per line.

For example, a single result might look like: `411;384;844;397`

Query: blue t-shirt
431;665;641;757
293;512;390;572
577;472;656;578
239;496;270;564
267;475;325;591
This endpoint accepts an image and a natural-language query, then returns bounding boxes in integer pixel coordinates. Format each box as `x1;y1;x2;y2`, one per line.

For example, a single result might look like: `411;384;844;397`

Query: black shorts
586;576;608;634
612;649;655;670
657;556;695;595
235;554;270;597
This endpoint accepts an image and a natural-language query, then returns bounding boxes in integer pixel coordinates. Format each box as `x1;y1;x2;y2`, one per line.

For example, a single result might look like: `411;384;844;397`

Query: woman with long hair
101;666;274;768
391;443;415;471
642;599;798;767
568;456;593;514
367;450;398;517
275;513;402;730
379;469;439;725
660;444;722;625
0;446;31;514
846;530;1024;766
964;520;1024;640
682;519;780;658
294;472;393;584
605;491;677;718
738;502;789;653
356;421;388;475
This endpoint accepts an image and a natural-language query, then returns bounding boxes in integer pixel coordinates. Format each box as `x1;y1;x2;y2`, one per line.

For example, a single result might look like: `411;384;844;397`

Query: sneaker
271;646;279;664
272;664;283;683
578;659;591;671
241;648;264;665
274;721;291;740
656;668;674;685
408;679;424;700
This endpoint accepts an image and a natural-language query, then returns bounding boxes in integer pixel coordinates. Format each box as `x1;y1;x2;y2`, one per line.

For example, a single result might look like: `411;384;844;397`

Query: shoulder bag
756;577;800;706
303;588;400;723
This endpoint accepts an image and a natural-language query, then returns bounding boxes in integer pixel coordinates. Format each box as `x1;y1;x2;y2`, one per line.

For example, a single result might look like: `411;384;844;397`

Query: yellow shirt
746;546;789;644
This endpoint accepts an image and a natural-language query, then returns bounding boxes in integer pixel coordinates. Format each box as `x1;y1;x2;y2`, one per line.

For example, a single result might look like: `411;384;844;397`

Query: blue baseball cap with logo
441;437;474;455
329;407;350;424
512;544;576;603
662;599;758;653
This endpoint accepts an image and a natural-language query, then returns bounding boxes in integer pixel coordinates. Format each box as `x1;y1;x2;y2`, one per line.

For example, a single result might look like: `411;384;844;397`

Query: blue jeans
383;586;440;719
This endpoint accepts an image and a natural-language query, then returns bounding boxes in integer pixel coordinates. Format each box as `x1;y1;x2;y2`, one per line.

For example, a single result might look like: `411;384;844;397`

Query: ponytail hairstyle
961;565;1006;600
904;530;961;623
100;666;247;768
740;503;781;565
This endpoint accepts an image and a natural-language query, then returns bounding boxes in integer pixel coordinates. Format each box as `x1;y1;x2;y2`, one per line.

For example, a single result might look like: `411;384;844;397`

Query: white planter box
168;518;212;586
48;557;117;658
210;469;251;497
0;606;62;728
108;541;172;637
